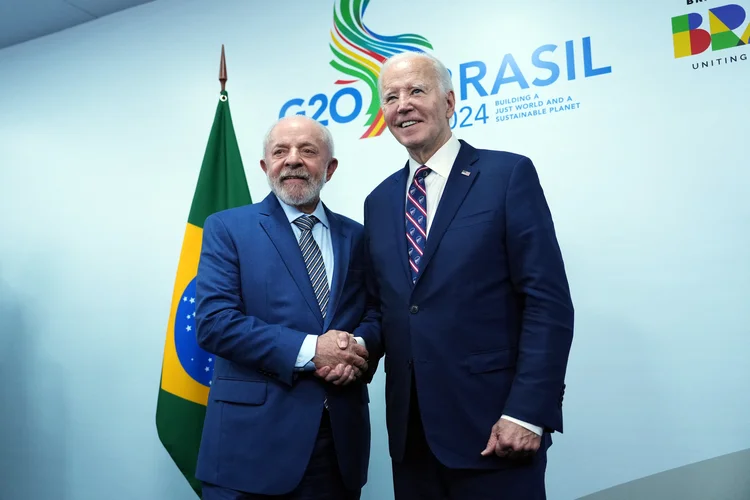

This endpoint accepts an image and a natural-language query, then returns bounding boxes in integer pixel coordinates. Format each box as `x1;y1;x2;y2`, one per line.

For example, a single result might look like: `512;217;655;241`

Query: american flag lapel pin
461;170;470;176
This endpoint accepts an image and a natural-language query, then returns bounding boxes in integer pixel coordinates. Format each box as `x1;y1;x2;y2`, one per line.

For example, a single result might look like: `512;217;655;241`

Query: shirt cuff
294;334;317;371
501;415;543;436
354;336;366;350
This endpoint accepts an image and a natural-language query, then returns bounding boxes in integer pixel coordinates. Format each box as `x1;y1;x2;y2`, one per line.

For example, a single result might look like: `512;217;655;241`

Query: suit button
410;305;419;314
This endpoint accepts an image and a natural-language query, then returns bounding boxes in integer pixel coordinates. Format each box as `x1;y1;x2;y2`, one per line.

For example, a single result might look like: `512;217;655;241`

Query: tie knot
293;215;319;232
414;165;431;182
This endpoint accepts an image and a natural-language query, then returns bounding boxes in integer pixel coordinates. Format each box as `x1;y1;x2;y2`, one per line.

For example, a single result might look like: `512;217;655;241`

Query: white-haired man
362;51;575;499
195;115;382;500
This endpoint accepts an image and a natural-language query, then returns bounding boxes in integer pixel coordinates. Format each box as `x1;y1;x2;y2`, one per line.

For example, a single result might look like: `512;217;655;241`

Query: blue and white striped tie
292;215;329;319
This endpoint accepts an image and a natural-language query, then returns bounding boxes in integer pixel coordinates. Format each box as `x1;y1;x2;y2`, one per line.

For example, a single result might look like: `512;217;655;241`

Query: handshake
312;329;369;386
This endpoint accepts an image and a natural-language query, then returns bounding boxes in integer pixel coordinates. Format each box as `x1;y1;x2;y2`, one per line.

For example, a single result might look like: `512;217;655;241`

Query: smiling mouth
281;176;308;182
400;120;419;128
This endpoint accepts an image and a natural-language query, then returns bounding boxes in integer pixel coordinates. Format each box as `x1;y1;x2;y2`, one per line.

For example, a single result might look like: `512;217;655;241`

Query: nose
396;94;414;114
285;147;302;167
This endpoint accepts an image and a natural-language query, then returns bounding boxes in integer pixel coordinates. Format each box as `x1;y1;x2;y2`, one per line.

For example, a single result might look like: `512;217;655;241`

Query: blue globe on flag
174;277;214;387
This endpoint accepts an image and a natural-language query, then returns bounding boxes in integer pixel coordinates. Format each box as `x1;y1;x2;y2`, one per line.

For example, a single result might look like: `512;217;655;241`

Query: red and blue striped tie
406;165;431;284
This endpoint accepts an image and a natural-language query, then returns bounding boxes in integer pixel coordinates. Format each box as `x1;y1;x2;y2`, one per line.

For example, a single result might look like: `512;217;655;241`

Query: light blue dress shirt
276;196;334;370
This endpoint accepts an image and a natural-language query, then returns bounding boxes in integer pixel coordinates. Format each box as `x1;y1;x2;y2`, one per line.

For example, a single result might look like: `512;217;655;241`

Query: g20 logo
278;0;433;139
279;87;363;126
672;3;750;58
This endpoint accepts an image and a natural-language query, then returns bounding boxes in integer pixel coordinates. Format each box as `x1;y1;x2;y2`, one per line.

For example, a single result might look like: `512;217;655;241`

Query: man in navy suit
194;115;382;500
361;52;575;499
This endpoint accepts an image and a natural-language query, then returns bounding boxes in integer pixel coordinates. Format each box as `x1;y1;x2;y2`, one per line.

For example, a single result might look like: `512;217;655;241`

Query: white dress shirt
404;134;543;437
275;196;364;370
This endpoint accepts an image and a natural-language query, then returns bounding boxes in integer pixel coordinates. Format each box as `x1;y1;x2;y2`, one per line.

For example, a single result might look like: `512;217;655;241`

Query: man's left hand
480;418;540;459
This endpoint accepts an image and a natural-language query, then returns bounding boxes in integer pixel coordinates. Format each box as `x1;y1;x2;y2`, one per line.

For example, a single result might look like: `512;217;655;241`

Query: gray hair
262;115;335;162
377;51;454;103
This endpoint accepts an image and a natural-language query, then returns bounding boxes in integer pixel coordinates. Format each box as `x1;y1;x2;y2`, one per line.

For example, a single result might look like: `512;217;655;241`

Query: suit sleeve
351;198;384;383
501;157;574;432
195;214;308;386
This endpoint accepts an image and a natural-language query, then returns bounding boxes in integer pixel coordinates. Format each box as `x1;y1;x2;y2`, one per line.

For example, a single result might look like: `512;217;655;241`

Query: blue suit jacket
363;140;574;469
194;193;382;495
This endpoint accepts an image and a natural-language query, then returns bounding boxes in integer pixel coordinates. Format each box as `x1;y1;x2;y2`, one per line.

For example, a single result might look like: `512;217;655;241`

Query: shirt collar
408;133;461;180
275;195;330;229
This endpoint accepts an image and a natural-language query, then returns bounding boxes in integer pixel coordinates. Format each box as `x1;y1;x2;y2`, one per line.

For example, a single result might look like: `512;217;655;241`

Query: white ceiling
0;0;155;50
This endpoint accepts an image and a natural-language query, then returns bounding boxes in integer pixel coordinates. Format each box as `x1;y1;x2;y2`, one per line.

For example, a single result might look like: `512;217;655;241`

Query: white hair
377;51;454;103
262;115;335;161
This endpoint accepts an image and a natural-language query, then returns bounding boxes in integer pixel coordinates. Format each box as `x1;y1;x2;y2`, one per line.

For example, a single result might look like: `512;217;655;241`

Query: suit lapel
323;207;350;331
417;141;480;281
258;194;323;327
387;163;413;286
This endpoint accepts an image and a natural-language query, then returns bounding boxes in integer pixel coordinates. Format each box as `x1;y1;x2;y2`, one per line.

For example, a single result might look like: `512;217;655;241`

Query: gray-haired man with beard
195;115;383;500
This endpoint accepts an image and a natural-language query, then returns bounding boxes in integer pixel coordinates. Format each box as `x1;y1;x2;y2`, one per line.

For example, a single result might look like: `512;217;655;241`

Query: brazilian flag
156;89;252;496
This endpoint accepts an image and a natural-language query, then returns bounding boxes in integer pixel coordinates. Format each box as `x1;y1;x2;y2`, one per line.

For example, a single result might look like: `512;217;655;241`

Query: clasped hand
312;330;368;386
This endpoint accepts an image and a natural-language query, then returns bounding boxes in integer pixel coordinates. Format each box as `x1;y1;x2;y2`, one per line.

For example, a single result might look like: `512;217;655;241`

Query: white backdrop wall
0;0;748;499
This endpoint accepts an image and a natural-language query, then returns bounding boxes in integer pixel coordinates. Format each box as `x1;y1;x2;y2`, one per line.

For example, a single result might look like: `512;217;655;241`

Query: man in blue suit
362;52;575;499
194;115;382;500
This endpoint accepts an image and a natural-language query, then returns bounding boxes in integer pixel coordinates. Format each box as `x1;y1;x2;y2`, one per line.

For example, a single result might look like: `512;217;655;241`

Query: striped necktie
292;215;330;319
406;165;431;284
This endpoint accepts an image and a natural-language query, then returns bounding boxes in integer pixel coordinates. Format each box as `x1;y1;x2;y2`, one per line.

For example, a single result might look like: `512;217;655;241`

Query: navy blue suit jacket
363;140;574;469
194;193;382;495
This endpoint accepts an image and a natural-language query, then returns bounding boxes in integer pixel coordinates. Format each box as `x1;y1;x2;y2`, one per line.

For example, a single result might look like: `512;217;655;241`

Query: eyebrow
384;82;429;94
271;141;319;150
